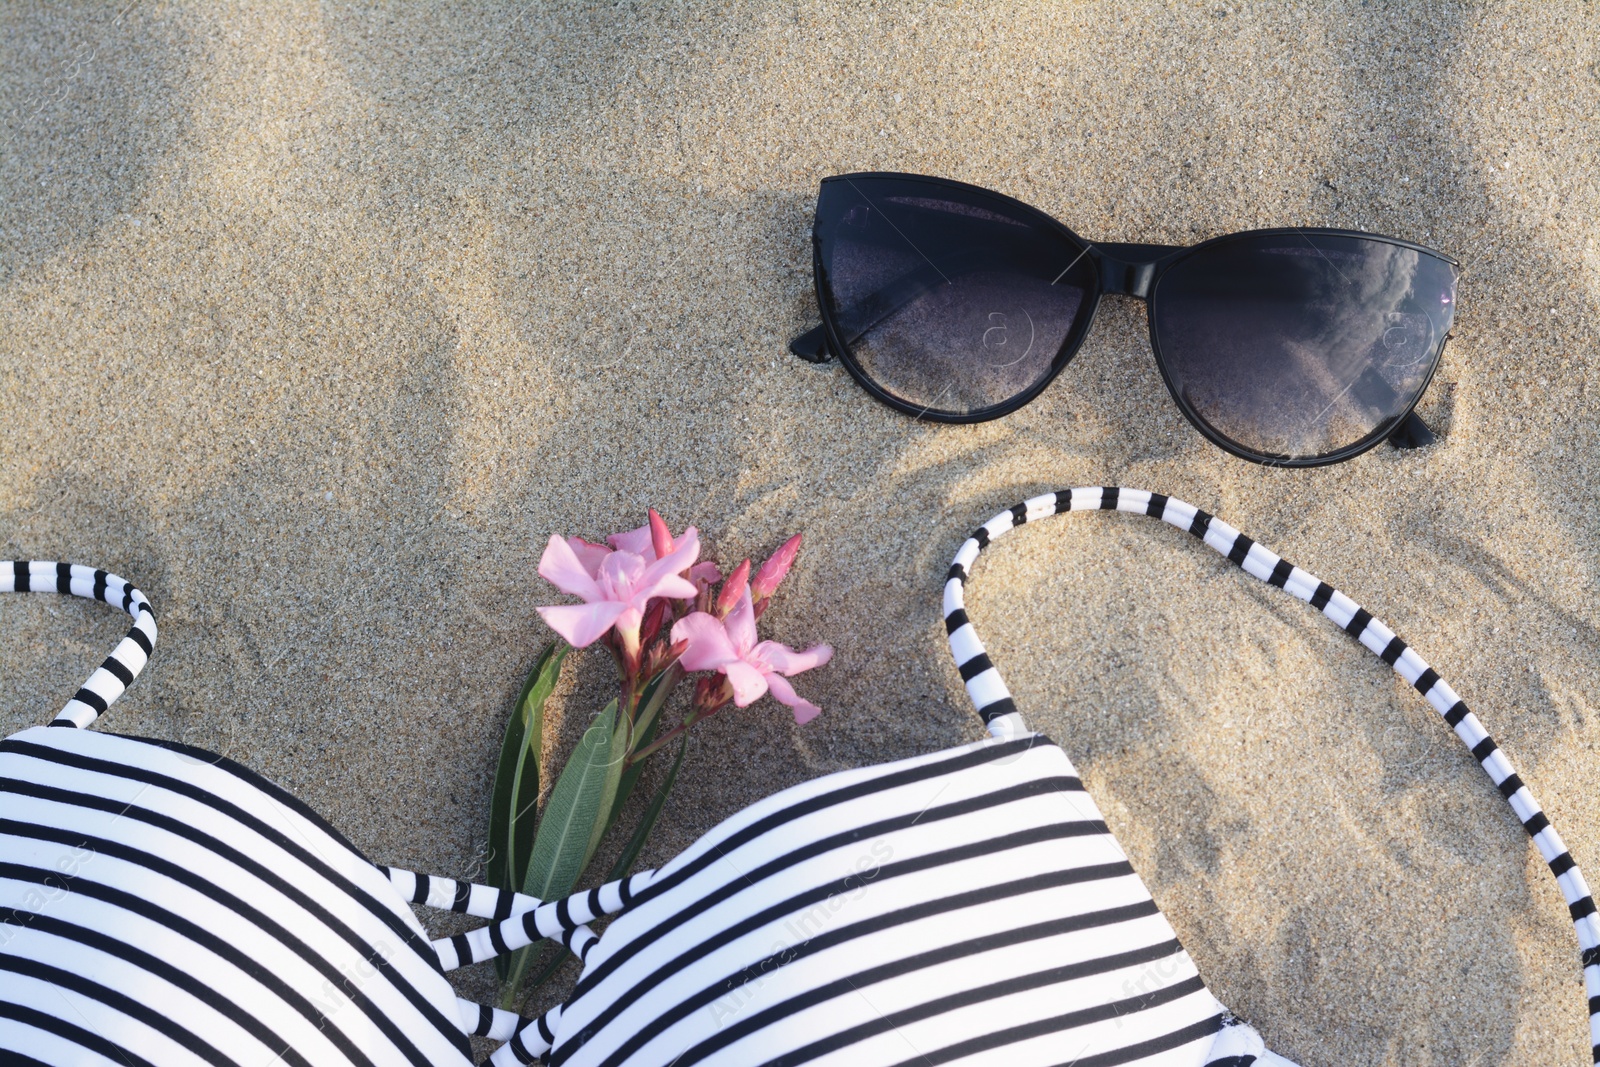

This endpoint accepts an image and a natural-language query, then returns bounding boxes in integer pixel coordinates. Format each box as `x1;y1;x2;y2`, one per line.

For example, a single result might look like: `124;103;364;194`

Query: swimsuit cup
2;488;1595;1066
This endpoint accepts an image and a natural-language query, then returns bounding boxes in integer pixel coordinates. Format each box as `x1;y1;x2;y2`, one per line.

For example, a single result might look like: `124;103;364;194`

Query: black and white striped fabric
942;488;1600;1065
2;562;156;730
0;562;529;1066
5;482;1594;1067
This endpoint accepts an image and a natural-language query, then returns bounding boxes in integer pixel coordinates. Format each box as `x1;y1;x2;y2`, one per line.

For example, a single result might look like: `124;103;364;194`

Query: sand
3;2;1599;1061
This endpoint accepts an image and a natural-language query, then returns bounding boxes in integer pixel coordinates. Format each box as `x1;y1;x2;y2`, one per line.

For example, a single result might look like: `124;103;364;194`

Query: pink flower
536;526;702;652
608;514;721;587
670;588;832;724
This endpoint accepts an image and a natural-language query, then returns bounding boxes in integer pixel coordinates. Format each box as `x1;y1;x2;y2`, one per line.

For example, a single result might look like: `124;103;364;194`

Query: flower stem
628;722;689;764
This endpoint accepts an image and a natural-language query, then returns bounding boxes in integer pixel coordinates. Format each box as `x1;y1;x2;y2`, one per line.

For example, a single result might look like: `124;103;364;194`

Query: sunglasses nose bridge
1090;242;1183;301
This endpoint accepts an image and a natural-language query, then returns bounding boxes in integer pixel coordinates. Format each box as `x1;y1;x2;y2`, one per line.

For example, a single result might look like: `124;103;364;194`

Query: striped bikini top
3;488;1595;1067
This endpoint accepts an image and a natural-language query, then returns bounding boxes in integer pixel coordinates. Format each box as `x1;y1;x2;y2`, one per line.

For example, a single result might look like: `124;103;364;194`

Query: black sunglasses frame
791;172;1458;468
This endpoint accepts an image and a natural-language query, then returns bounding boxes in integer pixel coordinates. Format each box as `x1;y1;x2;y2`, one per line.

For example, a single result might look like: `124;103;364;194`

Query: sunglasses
790;172;1460;467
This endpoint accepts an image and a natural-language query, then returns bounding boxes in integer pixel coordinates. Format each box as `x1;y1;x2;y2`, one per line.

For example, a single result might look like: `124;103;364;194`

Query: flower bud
692;674;735;719
751;534;802;611
648;508;675;561
638;598;669;650
716;559;751;617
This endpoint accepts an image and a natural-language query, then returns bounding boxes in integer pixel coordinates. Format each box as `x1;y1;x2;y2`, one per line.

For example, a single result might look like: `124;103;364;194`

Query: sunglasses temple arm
1351;364;1439;451
789;323;833;363
790;259;954;365
1388;409;1438;450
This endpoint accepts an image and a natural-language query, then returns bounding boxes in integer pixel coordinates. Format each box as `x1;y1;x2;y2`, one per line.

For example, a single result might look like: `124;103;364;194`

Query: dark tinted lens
815;176;1096;417
1152;233;1457;461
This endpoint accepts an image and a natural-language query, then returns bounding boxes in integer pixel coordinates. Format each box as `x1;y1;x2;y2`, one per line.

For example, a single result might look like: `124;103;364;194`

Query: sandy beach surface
3;3;1599;1062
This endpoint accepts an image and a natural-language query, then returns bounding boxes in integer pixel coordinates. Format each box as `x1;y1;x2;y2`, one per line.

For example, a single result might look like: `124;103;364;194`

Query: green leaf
486;643;567;895
528;696;614;887
487;643;566;986
500;699;618;1001
607;734;687;882
585;700;633;868
604;711;661;840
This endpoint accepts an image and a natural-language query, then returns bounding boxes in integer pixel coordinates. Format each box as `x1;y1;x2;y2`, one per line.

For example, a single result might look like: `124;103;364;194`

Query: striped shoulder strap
377;865;661;1066
1;560;157;729
944;487;1599;1061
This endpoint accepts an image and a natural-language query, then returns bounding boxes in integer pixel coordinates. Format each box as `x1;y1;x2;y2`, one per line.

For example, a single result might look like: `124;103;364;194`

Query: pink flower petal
538;536;605;601
638;527;701;591
599;549;648;595
564;536;612;579
754;641;833;677
607;523;654;557
639;573;699;607
722;588;758;655
689;561;723;599
723;659;770;707
537;601;626;648
765;673;821;724
671;612;740;671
